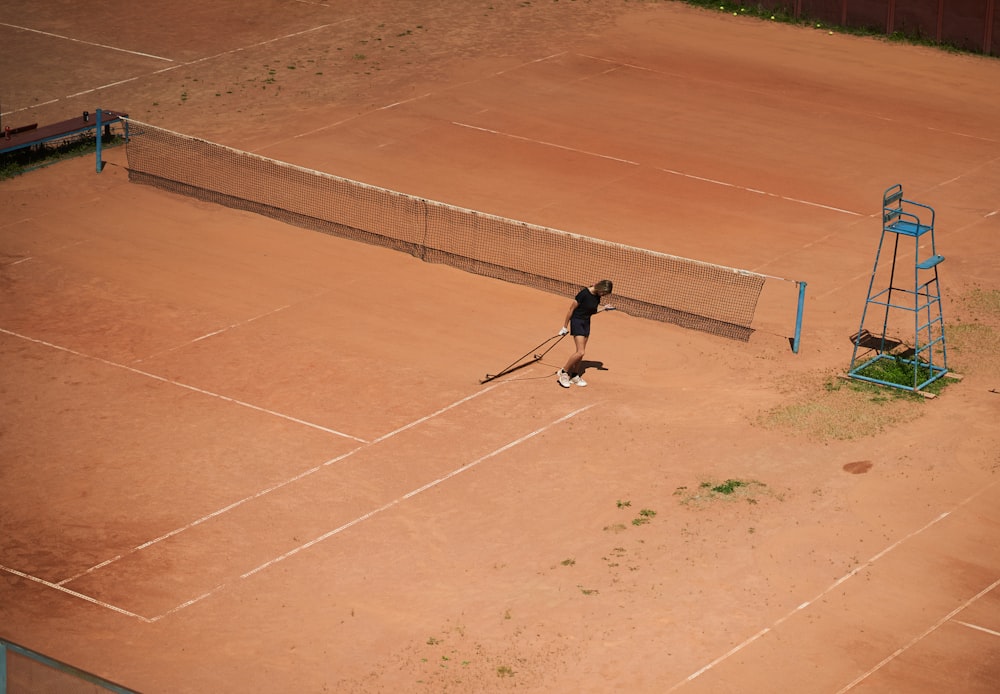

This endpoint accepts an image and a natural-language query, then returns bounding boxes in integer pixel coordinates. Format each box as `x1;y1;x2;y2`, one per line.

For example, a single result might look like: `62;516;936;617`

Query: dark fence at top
739;0;998;56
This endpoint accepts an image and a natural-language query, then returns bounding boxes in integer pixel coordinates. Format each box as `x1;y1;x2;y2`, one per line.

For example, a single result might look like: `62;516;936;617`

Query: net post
95;108;104;173
792;280;807;353
1;640;8;693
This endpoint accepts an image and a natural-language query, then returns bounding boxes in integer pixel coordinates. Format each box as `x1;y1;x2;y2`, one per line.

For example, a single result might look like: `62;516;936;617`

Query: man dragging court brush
557;279;614;388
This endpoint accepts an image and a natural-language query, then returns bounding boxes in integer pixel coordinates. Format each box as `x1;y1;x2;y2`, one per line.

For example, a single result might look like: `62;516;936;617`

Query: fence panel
735;0;996;55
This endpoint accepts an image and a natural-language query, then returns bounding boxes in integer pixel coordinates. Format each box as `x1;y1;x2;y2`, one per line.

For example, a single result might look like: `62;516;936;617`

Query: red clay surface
2;2;999;693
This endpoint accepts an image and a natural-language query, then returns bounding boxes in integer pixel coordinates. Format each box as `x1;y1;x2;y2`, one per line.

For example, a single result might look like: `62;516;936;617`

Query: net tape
122;119;766;341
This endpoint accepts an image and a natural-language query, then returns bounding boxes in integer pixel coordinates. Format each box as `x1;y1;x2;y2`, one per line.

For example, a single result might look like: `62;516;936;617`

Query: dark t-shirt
571;287;600;320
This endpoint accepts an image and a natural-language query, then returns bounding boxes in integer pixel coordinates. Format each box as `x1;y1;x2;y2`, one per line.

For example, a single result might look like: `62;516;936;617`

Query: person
557;279;614;388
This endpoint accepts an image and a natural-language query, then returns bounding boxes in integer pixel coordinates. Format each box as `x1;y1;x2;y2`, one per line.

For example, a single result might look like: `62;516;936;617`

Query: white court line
56;385;501;587
150;402;598;620
3;21;350;117
917;154;1000;197
68;77;145;99
0;563;151;622
494;51;567;76
579;53;1000;146
149;22;346;76
0;98;58;118
287;92;436;141
10;392;592;621
450;121;862;217
836;577;1000;693
954;620;1000;638
0;327;365;442
242;404;598;579
452;121;639;165
279;52;568;146
655;166;863;216
0;22;173;61
132;302;298;364
668;478;1000;691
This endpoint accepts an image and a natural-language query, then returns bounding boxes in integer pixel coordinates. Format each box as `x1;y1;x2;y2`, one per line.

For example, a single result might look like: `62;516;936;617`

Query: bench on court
1;109;128;172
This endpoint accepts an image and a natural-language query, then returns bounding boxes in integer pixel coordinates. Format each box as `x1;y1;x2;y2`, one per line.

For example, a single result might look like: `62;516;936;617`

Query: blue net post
792;281;807;353
96;109;104;173
1;640;8;693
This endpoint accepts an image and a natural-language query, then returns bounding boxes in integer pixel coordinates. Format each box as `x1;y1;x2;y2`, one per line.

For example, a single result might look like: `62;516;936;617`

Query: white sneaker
557;369;571;388
570;374;588;387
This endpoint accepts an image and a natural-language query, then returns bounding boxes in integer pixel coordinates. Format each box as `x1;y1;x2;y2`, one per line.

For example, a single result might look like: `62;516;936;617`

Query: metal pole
1;641;8;694
793;281;807;353
96;108;104;173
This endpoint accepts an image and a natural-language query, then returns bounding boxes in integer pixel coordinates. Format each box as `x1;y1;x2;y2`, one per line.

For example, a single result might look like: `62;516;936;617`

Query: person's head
594;279;613;296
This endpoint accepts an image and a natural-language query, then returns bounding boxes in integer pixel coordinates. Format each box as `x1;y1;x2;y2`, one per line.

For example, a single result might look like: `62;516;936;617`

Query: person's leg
563;335;588;375
558;320;590;388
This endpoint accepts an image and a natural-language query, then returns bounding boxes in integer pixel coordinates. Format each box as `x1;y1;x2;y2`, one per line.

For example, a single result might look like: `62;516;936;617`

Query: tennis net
122;118;770;341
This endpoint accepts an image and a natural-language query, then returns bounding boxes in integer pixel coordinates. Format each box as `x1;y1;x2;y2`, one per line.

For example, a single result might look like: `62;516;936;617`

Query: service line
56;385;502;588
451;121;862;217
150;401;598;620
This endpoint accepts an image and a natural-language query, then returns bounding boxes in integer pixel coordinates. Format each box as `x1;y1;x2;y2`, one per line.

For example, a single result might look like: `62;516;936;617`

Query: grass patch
851;355;949;395
949;323;998;369
1;133;124;179
961;287;1000;315
631;508;657;526
761;285;996;440
674;479;771;506
757;375;927;441
946;284;1000;377
710;479;748;495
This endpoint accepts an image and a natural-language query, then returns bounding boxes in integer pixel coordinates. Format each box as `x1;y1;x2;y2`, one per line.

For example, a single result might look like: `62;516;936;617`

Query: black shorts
570;317;591;337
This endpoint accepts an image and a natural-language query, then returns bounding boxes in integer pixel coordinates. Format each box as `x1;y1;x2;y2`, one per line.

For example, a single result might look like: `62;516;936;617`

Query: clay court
2;1;999;692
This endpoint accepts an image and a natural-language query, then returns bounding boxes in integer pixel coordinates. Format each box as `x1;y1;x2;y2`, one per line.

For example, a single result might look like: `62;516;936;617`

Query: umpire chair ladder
848;184;948;393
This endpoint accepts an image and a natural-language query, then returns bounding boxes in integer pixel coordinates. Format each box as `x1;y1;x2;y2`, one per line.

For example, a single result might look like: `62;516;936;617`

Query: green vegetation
672;0;997;58
709;479;748;495
758;375;928;440
961;287;1000;316
948;286;1000;378
631;508;657;525
674;479;772;505
496;664;515;677
850;354;949;394
1;133;124;180
756;281;1000;440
